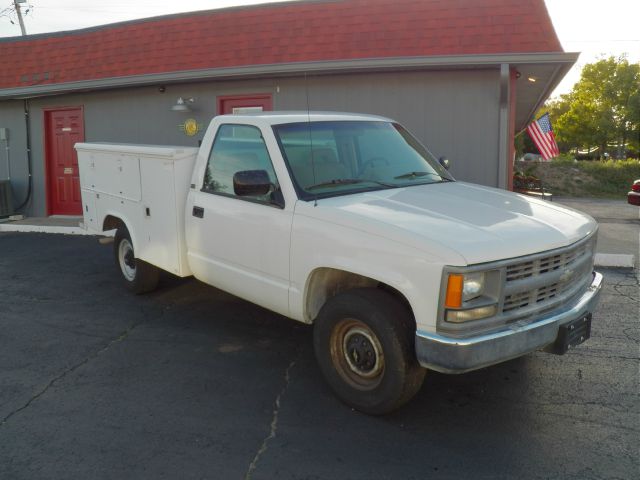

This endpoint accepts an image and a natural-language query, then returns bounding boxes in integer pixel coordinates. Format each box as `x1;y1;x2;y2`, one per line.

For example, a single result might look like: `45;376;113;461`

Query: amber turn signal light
445;274;463;308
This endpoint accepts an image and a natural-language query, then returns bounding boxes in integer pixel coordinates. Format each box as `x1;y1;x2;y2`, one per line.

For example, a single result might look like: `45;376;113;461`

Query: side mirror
439;157;450;170
233;170;272;196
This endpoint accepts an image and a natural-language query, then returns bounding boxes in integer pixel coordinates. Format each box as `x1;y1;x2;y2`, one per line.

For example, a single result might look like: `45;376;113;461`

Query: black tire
113;225;159;294
313;288;426;415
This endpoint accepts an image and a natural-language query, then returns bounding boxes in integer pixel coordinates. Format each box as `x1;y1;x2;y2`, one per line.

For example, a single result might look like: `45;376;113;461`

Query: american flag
527;113;560;161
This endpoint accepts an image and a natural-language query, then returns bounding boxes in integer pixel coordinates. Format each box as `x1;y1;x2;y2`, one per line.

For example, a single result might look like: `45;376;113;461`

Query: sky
1;0;638;98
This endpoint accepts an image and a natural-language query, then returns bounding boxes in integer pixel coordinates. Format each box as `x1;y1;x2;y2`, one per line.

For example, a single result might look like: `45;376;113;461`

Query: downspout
15;99;33;212
507;67;518;191
497;64;510;189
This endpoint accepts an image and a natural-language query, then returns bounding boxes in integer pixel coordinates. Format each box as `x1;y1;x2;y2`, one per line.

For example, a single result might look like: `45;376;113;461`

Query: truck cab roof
215;111;393;125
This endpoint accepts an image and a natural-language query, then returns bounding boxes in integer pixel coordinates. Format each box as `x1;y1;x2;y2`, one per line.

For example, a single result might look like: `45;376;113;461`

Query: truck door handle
192;206;204;218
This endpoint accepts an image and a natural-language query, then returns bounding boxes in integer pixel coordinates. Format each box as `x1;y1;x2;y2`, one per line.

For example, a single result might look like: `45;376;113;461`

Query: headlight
462;272;484;302
444;272;486;308
444;270;499;323
446;304;498;323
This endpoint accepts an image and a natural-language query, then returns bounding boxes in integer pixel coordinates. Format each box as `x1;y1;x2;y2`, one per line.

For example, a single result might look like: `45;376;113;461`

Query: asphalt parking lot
1;205;638;479
556;197;639;259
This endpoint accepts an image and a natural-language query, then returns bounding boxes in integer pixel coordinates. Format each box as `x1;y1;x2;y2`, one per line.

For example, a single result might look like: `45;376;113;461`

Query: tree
544;94;574;153
547;56;639;158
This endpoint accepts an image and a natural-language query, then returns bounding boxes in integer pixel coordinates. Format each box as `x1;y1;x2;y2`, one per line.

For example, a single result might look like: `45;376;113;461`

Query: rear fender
102;213;138;253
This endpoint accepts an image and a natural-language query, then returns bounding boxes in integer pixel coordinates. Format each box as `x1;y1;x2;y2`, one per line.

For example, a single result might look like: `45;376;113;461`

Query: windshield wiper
306;178;393;190
394;171;454;182
394;171;440;180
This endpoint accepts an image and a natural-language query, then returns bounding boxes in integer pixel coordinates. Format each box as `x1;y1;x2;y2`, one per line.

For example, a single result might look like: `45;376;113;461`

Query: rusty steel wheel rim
330;318;384;390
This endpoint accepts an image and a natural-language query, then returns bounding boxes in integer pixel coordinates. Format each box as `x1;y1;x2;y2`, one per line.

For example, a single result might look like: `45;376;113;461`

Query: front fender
289;214;449;332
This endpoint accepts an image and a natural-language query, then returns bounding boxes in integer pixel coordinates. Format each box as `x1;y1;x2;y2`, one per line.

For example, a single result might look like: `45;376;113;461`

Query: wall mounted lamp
171;97;195;112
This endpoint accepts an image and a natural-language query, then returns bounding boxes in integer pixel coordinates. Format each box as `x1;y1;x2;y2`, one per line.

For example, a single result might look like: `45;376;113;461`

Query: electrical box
0;180;13;217
0;128;8;141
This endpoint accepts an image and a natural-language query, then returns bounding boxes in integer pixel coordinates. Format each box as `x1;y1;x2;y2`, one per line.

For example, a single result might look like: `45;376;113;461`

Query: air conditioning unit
0;180;14;217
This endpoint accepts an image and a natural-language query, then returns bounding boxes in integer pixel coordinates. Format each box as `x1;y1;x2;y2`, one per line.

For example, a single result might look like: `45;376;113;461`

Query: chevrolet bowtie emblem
559;269;574;283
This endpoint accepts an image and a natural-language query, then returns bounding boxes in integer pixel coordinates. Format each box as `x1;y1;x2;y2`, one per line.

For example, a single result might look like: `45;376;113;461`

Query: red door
217;94;272;114
44;107;84;215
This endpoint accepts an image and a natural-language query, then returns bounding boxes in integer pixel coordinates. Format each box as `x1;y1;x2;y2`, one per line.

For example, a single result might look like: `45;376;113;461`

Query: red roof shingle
0;0;563;90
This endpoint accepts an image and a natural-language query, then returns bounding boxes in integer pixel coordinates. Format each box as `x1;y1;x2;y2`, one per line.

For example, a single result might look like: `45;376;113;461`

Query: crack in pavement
611;284;639;304
0;304;161;428
601;271;640;304
622;328;640;342
244;356;298;480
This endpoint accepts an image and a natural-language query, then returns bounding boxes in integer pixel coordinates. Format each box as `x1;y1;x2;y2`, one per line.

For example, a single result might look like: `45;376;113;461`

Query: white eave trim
518;58;576;130
0;52;578;99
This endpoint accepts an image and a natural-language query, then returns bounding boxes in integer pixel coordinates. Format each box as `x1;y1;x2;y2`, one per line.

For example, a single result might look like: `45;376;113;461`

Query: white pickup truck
76;112;602;414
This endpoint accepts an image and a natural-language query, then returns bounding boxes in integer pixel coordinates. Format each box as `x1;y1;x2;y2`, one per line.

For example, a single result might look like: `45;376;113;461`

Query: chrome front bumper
415;271;604;374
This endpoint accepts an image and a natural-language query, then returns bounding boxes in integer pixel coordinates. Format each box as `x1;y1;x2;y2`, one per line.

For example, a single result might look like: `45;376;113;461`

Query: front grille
503;278;577;313
505;240;591;282
501;236;595;319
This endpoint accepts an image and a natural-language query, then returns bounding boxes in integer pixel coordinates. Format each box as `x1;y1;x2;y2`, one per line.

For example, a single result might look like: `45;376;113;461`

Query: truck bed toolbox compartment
76;143;198;277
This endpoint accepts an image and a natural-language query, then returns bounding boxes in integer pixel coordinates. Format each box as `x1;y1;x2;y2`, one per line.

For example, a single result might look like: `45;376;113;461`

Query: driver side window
203;124;279;203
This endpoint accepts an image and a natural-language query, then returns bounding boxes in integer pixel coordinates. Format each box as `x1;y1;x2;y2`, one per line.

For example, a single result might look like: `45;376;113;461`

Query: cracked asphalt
1;232;638;480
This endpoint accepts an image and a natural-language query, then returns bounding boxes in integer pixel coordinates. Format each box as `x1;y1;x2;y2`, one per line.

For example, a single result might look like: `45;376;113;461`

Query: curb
594;253;636;269
0;224;100;235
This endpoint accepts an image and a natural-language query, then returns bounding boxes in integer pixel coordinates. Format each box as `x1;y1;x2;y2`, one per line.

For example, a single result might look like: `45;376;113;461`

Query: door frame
217;93;273;115
43;105;85;216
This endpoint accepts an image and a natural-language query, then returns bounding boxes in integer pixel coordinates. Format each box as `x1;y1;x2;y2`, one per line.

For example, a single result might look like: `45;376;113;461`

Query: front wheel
113;226;159;294
313;288;426;415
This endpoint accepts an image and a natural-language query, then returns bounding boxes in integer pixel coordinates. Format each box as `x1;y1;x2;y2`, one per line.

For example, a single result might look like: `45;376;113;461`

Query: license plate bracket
546;313;592;355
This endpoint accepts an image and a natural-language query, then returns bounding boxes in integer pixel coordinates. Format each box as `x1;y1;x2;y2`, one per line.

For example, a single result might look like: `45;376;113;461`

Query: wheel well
103;215;124;232
305;268;413;323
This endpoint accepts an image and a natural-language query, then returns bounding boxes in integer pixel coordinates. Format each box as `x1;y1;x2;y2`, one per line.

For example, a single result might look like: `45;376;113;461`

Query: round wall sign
180;118;201;136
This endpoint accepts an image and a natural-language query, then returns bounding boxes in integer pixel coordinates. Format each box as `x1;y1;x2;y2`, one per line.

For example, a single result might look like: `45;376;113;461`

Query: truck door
186;124;292;317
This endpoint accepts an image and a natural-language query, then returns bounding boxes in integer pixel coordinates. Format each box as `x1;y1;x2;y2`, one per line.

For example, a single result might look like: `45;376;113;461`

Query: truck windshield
272;121;454;200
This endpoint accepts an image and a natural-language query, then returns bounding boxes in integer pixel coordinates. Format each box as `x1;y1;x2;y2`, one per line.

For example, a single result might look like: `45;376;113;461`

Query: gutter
0;52;578;100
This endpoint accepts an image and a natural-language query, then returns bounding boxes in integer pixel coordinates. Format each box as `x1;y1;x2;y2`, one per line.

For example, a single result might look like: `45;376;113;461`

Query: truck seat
288;147;348;189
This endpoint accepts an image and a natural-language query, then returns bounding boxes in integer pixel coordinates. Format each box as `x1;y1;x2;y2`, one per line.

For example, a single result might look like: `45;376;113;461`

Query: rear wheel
313;288;425;415
113;225;159;294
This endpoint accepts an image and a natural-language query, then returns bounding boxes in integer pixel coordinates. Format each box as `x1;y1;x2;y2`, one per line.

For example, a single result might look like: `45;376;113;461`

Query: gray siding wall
0;101;28;213
0;69;501;217
276;70;500;186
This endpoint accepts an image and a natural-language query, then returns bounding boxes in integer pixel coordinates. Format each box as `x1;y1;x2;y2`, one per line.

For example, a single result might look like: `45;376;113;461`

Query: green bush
552;155;576;165
516;158;640;198
577;159;640;196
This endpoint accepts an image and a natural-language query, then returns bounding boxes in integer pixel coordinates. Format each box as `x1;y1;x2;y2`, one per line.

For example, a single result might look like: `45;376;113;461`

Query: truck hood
299;182;597;265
